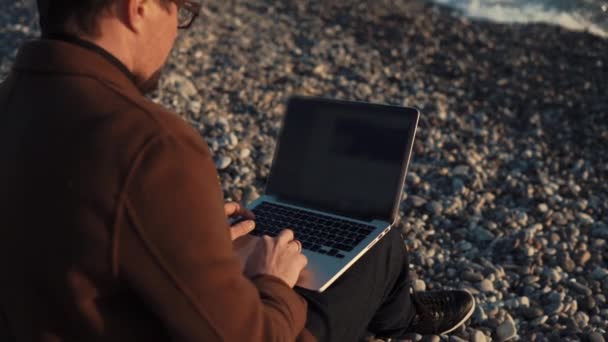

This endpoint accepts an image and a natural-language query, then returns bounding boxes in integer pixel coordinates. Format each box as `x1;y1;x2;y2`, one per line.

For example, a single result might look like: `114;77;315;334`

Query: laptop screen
265;97;419;222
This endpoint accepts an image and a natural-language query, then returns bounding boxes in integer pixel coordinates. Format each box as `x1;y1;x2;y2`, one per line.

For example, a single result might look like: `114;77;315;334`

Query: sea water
429;0;608;38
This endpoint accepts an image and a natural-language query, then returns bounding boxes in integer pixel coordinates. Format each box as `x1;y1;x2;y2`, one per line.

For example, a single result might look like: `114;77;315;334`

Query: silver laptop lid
265;96;420;223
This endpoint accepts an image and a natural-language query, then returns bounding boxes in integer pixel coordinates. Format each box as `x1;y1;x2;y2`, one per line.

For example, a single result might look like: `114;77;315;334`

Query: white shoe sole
437;290;476;335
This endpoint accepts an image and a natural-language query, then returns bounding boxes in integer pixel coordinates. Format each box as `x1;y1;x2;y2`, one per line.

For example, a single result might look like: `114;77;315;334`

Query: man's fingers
276;229;295;245
225;202;255;219
224;202;240;216
298;253;308;268
288;239;302;253
230;220;255;241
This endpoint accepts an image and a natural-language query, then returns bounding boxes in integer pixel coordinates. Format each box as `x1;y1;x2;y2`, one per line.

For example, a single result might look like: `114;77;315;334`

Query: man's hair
37;0;171;37
37;0;116;36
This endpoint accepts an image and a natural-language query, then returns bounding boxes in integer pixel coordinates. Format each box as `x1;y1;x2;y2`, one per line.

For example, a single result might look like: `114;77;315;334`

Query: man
0;0;475;341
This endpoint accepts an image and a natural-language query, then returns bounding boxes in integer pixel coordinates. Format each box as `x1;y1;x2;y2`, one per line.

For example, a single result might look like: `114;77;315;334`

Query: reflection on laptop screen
266;98;418;221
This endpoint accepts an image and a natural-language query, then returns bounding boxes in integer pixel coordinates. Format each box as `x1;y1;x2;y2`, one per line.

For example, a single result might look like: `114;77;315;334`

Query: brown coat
0;39;316;342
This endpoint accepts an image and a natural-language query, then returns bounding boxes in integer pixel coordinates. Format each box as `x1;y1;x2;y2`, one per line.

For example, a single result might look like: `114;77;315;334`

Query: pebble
410;195;427;207
414;279;427;292
591;267;608;280
537;203;549;213
531;315;548;326
578;251;592;266
574;311;590;327
576;212;595;225
473;304;488;323
471;329;487;342
588;332;606;342
457;240;473;251
239;148;252;159
567;281;593;296
470;226;495;242
591;226;608;239
426;201;443;216
495;314;517;341
479;279;495;293
215;156;232;170
463;270;484;283
452;165;470;176
545;301;564;315
521;306;543;320
163;73;198;98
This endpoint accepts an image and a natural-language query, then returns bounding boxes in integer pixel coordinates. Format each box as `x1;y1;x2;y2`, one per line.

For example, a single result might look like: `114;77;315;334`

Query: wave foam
433;0;608;38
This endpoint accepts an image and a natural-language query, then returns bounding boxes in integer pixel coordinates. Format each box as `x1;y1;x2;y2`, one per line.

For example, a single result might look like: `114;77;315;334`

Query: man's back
0;39;309;341
0;38;185;341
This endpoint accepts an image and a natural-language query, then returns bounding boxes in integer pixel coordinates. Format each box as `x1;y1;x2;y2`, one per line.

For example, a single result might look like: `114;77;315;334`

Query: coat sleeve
116;132;309;342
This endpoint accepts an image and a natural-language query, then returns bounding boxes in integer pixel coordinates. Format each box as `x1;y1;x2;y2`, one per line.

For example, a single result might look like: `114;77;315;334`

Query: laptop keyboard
249;202;376;259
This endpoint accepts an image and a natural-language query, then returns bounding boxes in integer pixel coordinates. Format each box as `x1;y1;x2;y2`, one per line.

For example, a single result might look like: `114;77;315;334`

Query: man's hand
224;202;256;241
244;229;308;288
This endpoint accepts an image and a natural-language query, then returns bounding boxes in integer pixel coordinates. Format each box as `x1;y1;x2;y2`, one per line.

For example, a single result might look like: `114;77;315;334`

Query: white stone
471;329;487;342
239;148;252;159
414;279;426;292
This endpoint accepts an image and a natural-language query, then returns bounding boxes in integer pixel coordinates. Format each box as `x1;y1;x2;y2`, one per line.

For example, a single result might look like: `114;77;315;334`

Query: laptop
244;96;419;292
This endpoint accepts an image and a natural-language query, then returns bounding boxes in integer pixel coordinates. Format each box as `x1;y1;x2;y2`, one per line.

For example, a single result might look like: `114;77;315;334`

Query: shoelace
412;291;454;321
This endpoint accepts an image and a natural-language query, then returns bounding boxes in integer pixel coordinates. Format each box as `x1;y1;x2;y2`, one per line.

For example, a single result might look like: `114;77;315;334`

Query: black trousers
295;226;415;342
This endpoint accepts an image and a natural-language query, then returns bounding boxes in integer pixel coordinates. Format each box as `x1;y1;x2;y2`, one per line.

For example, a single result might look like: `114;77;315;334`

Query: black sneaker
408;289;475;335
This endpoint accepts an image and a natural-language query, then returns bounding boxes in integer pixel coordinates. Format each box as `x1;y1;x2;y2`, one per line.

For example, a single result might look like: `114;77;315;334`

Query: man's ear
120;0;146;33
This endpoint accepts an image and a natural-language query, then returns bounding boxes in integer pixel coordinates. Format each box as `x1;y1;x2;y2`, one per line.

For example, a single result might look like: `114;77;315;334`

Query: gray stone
410;195;427;207
452;177;466;194
470;227;495;242
591;267;608;280
537;203;549;213
521;306;543;320
590;226;608;239
545;301;564;315
515;210;528;226
215;156;232;170
407;172;421;185
452;164;470;176
463;270;484;283
567;281;593;296
495;315;517;341
473;304;488;323
458;240;473;251
587;332;605;342
426;201;443;216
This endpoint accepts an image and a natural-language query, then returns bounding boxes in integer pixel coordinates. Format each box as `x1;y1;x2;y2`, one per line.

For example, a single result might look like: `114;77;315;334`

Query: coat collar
13;38;142;97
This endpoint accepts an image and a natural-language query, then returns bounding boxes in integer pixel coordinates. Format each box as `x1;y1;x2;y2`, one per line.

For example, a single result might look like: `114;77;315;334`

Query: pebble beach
1;0;607;341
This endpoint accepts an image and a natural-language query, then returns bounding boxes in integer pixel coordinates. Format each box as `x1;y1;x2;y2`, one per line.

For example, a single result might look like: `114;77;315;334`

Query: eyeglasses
174;0;202;29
